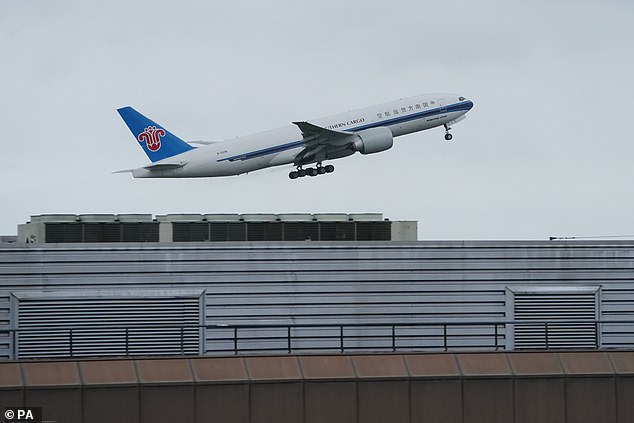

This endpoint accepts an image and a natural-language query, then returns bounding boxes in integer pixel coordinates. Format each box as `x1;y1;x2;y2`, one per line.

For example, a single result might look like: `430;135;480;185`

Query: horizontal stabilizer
113;162;186;174
143;162;186;171
189;140;219;145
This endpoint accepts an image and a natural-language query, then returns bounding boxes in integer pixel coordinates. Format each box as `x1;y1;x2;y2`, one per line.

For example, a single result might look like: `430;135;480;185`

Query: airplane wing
292;121;356;165
293;121;350;139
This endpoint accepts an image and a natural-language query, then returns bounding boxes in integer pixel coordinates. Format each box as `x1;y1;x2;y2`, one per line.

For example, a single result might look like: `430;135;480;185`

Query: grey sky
1;0;633;239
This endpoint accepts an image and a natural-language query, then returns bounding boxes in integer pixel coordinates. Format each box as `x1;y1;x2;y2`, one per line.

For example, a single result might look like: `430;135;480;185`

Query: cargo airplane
116;93;473;179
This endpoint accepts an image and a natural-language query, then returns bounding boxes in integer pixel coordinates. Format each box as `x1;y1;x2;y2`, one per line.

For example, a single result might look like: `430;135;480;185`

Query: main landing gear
289;164;335;179
444;124;453;141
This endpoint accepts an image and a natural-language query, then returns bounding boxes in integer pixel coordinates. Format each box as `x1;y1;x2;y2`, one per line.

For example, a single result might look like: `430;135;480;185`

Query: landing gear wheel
443;124;453;141
290;164;334;179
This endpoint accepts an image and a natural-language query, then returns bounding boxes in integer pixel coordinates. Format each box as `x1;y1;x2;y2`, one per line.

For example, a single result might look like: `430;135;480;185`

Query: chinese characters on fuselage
377;100;435;120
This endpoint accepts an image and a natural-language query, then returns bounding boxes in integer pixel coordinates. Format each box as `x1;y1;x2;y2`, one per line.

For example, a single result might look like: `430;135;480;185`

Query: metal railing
2;320;632;360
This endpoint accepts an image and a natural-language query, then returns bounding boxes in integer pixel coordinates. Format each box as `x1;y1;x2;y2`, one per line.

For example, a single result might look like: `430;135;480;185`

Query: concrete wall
1;351;633;423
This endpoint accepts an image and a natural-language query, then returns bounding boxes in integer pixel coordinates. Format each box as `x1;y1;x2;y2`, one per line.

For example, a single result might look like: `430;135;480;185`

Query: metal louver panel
15;291;202;358
511;287;599;349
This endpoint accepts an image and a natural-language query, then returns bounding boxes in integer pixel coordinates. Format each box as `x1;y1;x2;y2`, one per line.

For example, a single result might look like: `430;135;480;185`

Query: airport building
1;213;634;360
3;213;634;423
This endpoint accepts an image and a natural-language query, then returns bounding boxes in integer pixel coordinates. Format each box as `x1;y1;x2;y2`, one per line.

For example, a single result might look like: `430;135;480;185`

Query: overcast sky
1;0;633;239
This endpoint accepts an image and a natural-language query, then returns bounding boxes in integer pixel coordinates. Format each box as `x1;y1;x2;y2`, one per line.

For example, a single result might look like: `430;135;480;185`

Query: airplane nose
458;96;474;110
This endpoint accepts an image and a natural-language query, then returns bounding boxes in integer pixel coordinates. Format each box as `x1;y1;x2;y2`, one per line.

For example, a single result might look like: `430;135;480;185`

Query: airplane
116;93;473;180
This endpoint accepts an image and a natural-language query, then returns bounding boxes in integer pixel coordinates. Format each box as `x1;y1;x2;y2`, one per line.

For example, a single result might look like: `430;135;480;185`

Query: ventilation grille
16;295;201;358
513;290;598;349
45;223;159;243
171;221;391;242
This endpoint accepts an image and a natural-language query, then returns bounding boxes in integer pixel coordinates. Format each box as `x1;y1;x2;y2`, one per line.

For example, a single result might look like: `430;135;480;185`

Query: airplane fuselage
120;93;473;179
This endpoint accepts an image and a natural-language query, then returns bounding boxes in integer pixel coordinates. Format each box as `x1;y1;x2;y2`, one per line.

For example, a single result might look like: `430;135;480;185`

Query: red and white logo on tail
138;126;166;152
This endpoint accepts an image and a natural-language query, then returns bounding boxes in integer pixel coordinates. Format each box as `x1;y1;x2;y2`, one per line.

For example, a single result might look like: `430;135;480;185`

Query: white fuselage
131;93;473;178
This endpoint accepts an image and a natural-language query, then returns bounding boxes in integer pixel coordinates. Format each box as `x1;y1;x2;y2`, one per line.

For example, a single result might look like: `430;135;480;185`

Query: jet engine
352;127;393;155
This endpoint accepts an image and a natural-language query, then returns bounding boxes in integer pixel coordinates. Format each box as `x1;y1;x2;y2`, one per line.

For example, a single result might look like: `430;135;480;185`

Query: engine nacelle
352;127;393;155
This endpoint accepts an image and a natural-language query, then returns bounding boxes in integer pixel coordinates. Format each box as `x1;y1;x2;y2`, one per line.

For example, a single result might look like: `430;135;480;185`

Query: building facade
1;236;633;359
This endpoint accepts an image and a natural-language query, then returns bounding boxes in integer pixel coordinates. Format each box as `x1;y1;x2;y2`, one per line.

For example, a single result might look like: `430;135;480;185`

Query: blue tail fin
117;106;194;162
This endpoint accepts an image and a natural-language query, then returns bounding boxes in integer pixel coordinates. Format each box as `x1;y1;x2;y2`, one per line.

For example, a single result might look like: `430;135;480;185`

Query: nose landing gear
289;163;335;179
443;124;453;141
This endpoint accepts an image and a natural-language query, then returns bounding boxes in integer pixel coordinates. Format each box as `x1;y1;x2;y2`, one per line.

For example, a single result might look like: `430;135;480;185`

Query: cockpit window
459;96;465;101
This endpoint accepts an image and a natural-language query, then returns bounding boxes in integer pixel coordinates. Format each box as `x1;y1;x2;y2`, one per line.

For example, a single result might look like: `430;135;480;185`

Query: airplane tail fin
117;106;194;162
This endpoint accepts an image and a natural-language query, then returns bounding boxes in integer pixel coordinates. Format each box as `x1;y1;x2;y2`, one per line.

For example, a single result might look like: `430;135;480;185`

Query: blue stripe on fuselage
222;139;305;162
218;100;473;162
